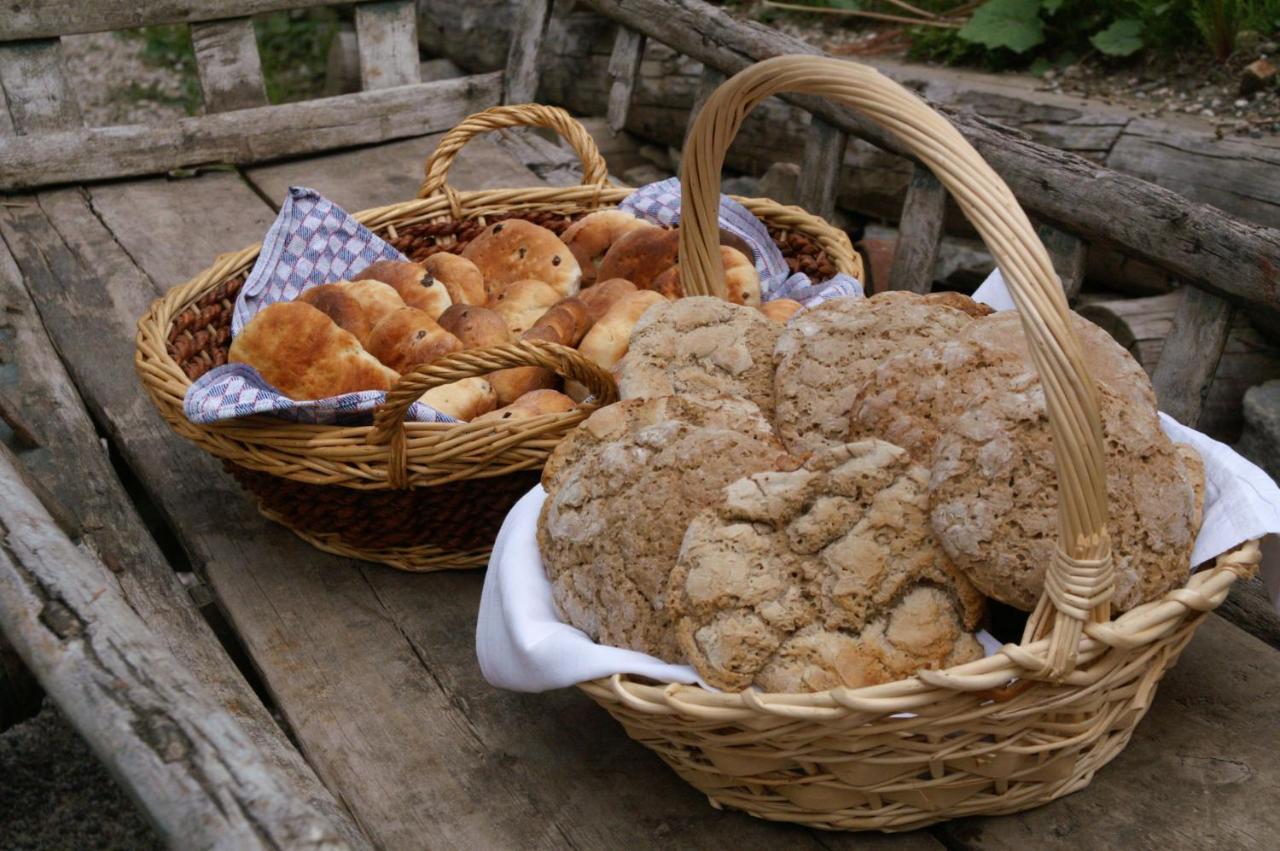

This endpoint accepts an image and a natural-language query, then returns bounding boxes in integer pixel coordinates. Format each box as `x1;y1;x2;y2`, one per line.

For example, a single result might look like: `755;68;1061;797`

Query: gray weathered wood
889;165;947;293
504;0;553;103
0;443;362;849
191;17;268;112
940;615;1280;850
0;72;502;188
796;116;846;222
1036;223;1087;302
355;0;421;91
574;0;1280;311
0;194;367;844
0;39;81;134
1151;287;1236;427
2;0;336;41
606;27;644;133
683;64;725;145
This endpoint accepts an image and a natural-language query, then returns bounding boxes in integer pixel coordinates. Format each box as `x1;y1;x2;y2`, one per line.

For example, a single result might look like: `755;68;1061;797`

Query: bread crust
462;219;582;297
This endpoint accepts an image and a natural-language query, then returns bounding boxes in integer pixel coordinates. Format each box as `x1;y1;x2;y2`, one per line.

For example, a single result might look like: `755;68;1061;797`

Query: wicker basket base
259;507;490;571
581;613;1199;831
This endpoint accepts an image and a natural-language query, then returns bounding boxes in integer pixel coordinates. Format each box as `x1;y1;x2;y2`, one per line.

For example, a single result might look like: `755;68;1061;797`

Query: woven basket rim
135;183;861;489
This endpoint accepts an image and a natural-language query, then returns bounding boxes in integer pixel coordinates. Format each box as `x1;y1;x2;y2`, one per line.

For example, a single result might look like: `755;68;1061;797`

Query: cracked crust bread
668;440;985;693
614;297;782;421
538;396;797;661
773;291;979;455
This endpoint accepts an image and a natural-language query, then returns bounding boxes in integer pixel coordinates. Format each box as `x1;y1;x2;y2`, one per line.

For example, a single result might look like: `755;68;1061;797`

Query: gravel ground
0;706;163;850
61;31;197;126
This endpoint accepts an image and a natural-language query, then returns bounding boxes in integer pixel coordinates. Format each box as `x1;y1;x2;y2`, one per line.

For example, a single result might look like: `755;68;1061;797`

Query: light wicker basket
134;104;862;572
575;55;1262;830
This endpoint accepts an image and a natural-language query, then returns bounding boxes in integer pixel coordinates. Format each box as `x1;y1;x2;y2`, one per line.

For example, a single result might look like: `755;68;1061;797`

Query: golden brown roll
366;307;464;374
332;279;407;328
524;297;592;348
229;302;399;400
759;298;804;324
473;389;576;424
423;253;486;306
295;284;375;344
567;290;666;401
418;376;497;421
577;278;638;323
561;210;657;287
487;279;562;337
352;261;452;319
650;246;761;306
437;304;512;349
461;219;582;297
596;227;679;291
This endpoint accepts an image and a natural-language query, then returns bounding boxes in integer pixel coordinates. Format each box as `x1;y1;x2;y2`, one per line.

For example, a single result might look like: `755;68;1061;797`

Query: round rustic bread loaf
615;296;782;421
929;369;1196;613
773;291;979;455
668;440;985;693
538;396;796;661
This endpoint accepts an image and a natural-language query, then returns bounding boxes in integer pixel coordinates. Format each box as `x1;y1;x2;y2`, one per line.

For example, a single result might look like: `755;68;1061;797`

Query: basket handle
683;56;1112;679
418;104;611;210
367;340;618;488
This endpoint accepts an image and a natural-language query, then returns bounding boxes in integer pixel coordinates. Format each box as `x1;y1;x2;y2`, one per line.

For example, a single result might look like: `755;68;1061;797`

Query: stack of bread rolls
230;210;798;422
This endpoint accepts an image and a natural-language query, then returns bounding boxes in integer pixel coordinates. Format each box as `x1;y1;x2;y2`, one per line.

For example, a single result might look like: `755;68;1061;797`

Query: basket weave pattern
135;104;861;571
574;56;1262;829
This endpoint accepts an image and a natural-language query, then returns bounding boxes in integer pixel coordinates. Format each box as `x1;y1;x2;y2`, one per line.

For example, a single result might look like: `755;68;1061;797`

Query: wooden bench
2;0;1279;848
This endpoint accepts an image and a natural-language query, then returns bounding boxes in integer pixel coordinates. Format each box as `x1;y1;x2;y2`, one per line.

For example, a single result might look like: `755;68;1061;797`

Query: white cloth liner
477;271;1280;693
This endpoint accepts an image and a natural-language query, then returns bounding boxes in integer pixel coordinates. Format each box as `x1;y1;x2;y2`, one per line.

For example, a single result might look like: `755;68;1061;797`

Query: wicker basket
134;104;863;572
574;56;1262;830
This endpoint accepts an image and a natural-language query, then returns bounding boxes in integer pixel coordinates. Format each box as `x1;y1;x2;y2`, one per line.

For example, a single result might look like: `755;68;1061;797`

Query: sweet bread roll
366;307;464;374
568;290;666;401
577;278;637;322
461;219;582;297
524;297;592;348
295;284;375;344
650;246;761;306
437;304;511;349
418;376;497;421
423;253;486;306
331;279;407;329
229;302;398;400
760;298;803;324
473;389;576;424
488;279;562;337
561;210;657;286
596;227;679;291
352;261;451;319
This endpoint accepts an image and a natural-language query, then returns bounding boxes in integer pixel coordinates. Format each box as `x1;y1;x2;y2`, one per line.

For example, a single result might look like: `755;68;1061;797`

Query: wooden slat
0;444;364;849
0;72;503;189
0;39;81;134
355;0;421;91
683;64;725;145
1151;287;1235;426
504;0;553;103
796;116;846;222
2;0;335;41
191;17;268;112
606;27;645;133
888;165;947;293
1037;223;1087;302
577;0;1280;312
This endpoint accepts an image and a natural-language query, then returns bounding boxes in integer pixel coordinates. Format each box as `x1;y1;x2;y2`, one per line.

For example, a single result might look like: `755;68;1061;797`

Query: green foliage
123;25;202;114
1091;17;1146;55
959;0;1046;53
1192;0;1244;60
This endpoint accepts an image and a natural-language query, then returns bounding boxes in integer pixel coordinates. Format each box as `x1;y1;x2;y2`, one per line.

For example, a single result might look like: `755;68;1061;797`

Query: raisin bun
353;260;451;319
462;219;582;297
561;210;658;286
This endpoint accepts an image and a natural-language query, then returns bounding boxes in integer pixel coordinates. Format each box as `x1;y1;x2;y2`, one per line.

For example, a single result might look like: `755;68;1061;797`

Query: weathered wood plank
1036;223;1087;302
504;0;552;103
796;116;846;223
606;27;644;134
2;0;335;41
0;193;367;844
940;615;1280;850
574;0;1280;311
355;0;421;91
1151;287;1235;427
888;165;947;293
0;443;362;849
684;64;725;145
0;72;503;189
0;39;81;134
191;17;268;113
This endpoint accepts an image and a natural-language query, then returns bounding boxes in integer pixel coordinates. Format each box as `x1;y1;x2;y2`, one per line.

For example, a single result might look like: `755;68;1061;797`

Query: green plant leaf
1091;18;1145;56
1029;56;1054;75
1042;0;1063;13
958;0;1046;54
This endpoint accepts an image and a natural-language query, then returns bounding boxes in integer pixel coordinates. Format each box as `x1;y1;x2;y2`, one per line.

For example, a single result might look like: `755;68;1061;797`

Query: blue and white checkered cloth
184;181;864;426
